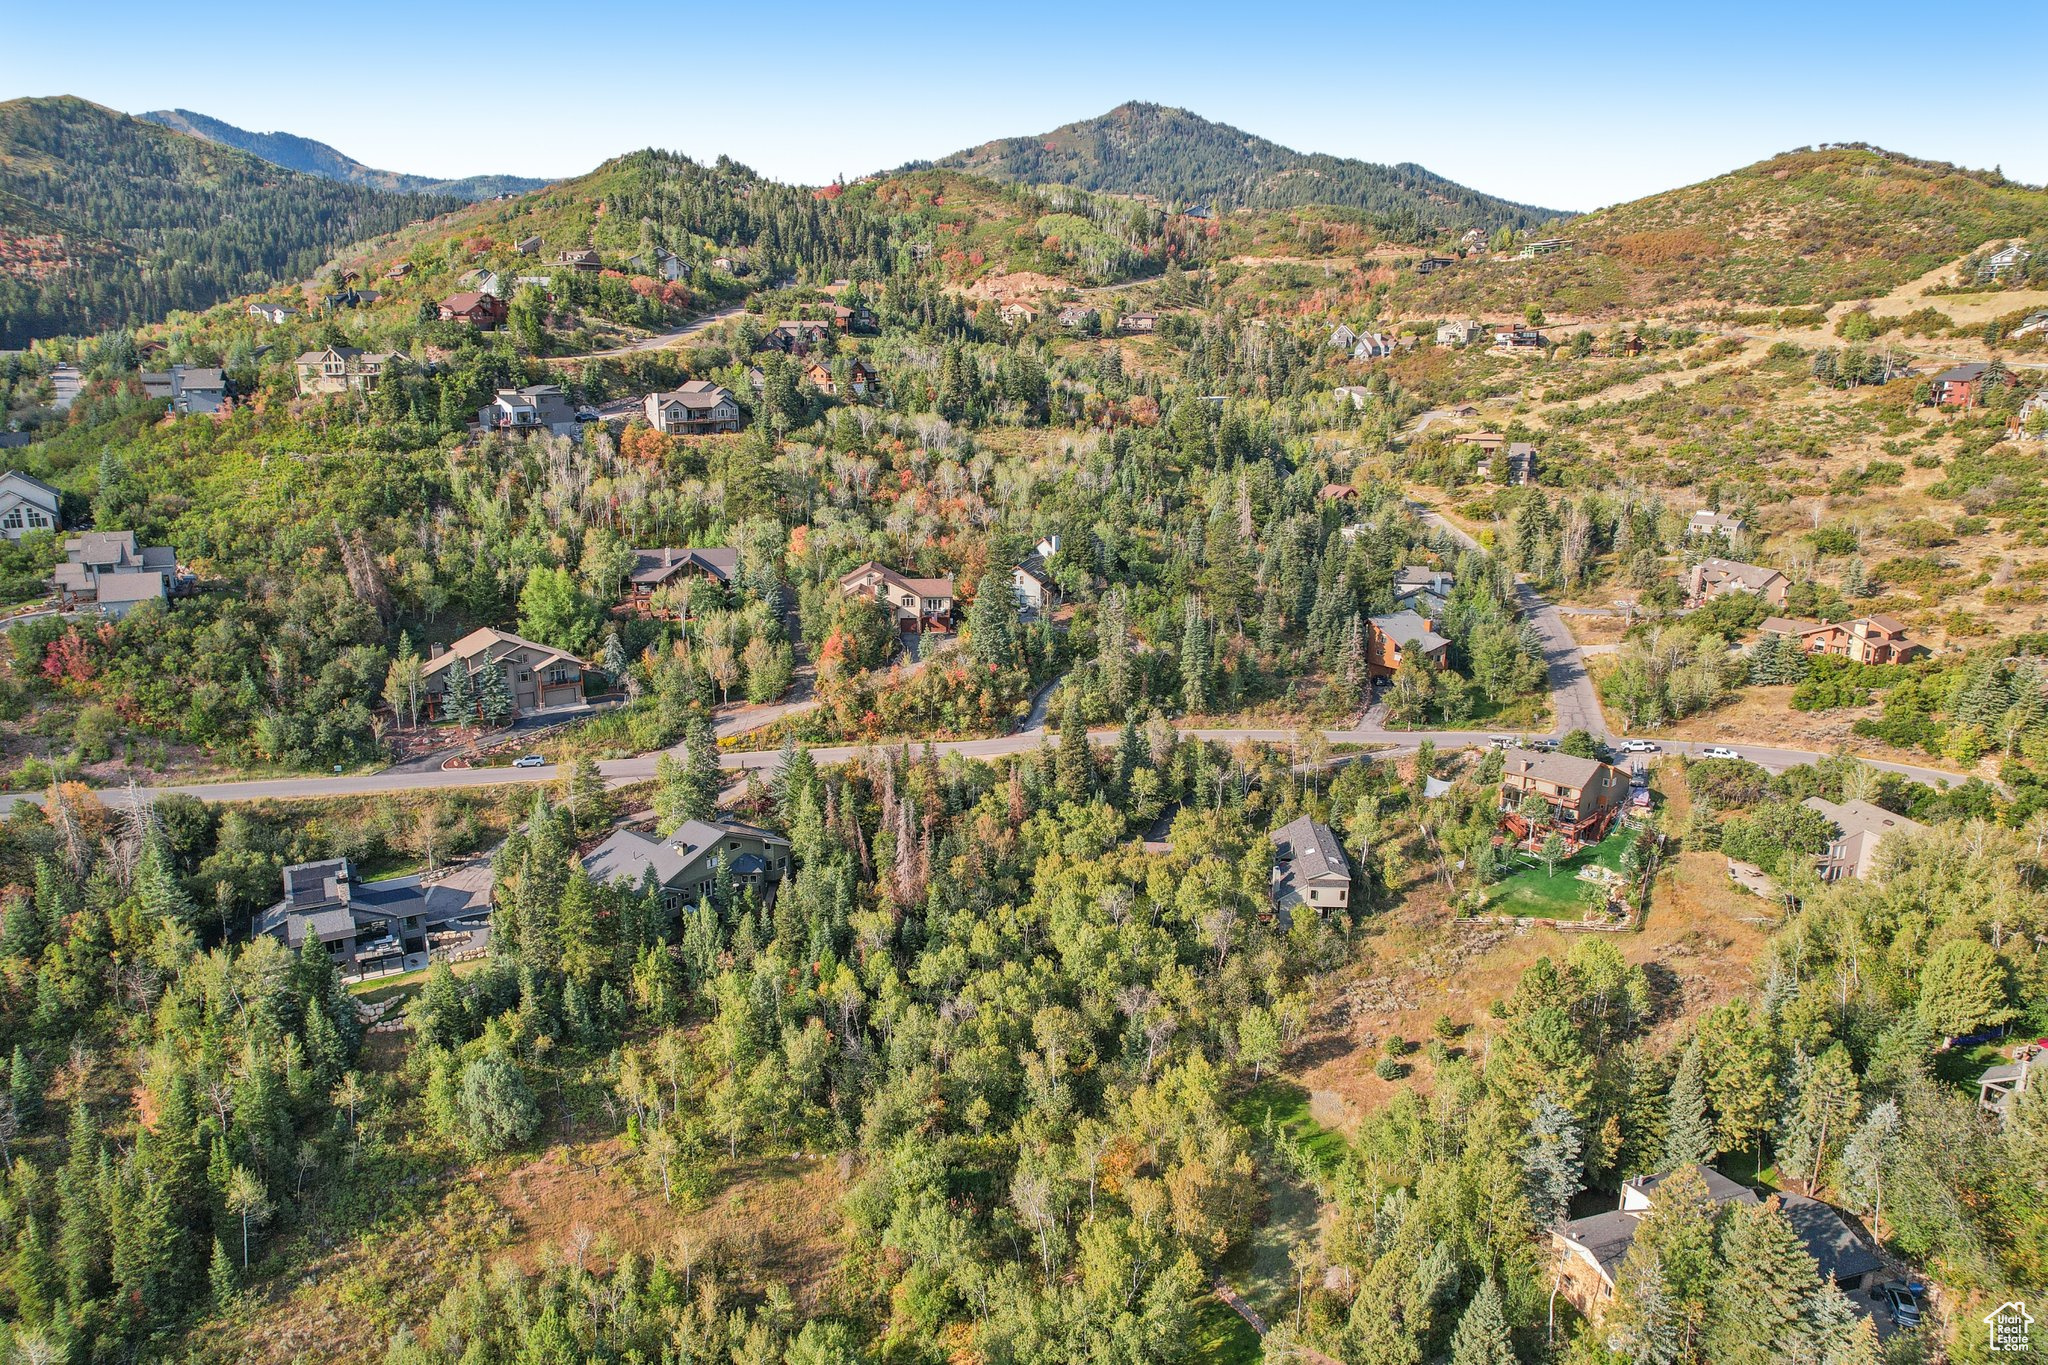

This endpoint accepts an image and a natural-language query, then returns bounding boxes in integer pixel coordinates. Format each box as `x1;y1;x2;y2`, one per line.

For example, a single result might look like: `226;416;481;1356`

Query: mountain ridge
136;107;548;201
917;101;1570;232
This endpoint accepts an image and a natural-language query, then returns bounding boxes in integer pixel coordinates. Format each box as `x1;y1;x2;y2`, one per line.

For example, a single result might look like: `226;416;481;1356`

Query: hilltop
923;100;1568;233
1391;144;2048;316
137;108;549;201
0;96;461;345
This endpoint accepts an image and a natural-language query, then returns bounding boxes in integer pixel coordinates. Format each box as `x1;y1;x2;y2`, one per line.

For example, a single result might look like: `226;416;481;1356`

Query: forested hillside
0;97;461;345
137;108;548;201
926;101;1566;235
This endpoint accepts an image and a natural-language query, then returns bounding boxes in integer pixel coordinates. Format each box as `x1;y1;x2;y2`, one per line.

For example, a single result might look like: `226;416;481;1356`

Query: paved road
561;305;745;360
1517;583;1609;742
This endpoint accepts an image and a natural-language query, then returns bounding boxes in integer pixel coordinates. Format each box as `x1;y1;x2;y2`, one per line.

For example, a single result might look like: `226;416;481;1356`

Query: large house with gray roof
1365;610;1449;679
643;381;742;435
255;857;489;977
581;819;792;911
0;471;62;540
52;530;181;616
421;627;588;720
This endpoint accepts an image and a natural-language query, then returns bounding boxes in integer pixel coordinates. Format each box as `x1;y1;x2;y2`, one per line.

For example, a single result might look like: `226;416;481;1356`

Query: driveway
558;305;746;359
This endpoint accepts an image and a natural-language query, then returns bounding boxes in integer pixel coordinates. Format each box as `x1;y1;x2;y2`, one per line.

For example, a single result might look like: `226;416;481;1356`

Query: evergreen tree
443;660;476;724
1665;1036;1716;1170
10;1045;39;1123
967;579;1019;668
1521;1093;1585;1229
681;713;721;823
1055;690;1092;802
474;661;516;727
1179;597;1211;714
1448;1275;1518;1365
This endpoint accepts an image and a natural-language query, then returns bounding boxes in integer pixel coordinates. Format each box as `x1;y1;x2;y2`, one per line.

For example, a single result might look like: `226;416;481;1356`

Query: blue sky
6;0;2040;211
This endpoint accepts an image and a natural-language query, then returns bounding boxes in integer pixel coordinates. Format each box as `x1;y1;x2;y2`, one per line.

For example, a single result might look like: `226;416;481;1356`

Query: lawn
1230;1079;1349;1178
1486;825;1633;919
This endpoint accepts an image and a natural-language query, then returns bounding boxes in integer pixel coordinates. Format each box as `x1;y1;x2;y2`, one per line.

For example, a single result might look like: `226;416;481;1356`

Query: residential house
1686;509;1744;540
51;530;179;616
643;381;743;435
1515;238;1570;258
630;249;685;281
0;471;62;539
1462;431;1506;455
800;356;880;398
2011;311;2048;340
1352;332;1396;360
1269;815;1352;917
256;859;426;976
1802;797;1926;882
839;562;955;632
831;301;876;332
1117;311;1158;334
459;268;503;296
1983;245;2032;281
1328;323;1358;350
559;248;603;271
439;291;508;327
1928;361;2012;409
478;384;576;433
1435;319;1484;346
1013;553;1058;615
1979;1043;2040;1125
515;235;542;255
1494;328;1548;349
1365;610;1449;679
1393;566;1454;617
1319;482;1359;503
1688;557;1790;608
1759;614;1923;665
1503;443;1537;485
1499;751;1628;843
2011;390;2048;441
759;319;831;354
624;546;739;609
253;857;485;977
1334;385;1373;409
321;287;377;310
246;301;298;325
998;301;1037;327
141;365;226;415
1618;333;1648;356
1555;1171;1881;1324
294;346;409;396
384;261;413;280
582;819;792;911
1056;304;1099;331
1416;255;1455;274
420;628;587;719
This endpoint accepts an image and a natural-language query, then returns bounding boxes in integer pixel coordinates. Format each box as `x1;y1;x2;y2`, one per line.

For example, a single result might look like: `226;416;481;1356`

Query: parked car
1700;745;1742;761
512;754;547;768
1488;736;1515;749
1873;1281;1922;1329
1620;739;1660;753
1530;738;1560;752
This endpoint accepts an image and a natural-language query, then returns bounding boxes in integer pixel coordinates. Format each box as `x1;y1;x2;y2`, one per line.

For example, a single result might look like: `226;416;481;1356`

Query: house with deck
254;857;487;977
295;346;409;396
624;546;739;610
1365;610;1449;679
52;530;180;616
839;562;954;632
1928;362;2012;409
1499;751;1628;844
1688;557;1789;609
478;384;575;433
1269;815;1352;917
1802;797;1925;882
439;291;508;327
1759;614;1922;665
582;819;791;911
643;382;742;435
420;627;587;719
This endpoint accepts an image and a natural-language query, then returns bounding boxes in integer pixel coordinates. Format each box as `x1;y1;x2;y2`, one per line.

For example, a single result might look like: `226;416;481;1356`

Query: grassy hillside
1394;145;2048;316
0;96;461;345
924;101;1568;234
137;108;549;200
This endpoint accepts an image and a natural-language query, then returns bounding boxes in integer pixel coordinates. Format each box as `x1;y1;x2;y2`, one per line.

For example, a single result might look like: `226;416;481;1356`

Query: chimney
429;643;447;659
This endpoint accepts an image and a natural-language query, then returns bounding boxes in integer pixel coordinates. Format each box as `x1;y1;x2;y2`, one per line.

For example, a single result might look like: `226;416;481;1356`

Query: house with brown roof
1117;311;1158;334
1759;614;1923;665
1319;482;1359;503
623;547;739;611
295;346;409;396
998;301;1038;327
839;562;954;632
439;292;508;327
559;248;602;271
421;628;587;720
1365;611;1449;679
800;357;879;398
643;382;742;435
1686;508;1744;540
759;320;831;355
1802;797;1925;882
1688;557;1789;608
1499;751;1628;843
